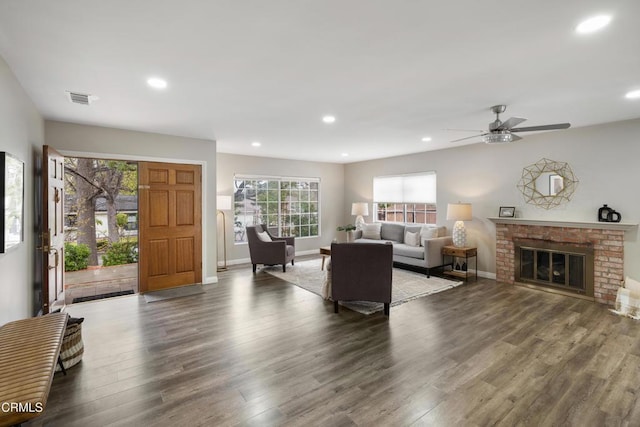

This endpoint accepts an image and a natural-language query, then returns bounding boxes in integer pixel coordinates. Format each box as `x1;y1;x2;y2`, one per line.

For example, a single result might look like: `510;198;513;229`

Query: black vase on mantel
598;204;622;223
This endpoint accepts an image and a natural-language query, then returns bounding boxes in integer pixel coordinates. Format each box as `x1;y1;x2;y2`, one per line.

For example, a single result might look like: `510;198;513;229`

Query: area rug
263;258;463;314
143;284;205;303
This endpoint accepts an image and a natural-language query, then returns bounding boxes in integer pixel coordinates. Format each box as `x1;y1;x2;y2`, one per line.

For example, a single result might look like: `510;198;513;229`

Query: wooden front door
42;145;65;313
138;162;202;292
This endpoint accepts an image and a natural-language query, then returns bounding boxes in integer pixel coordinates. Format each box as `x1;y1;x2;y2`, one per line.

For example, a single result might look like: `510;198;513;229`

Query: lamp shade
351;202;369;216
446;203;472;221
217;195;232;211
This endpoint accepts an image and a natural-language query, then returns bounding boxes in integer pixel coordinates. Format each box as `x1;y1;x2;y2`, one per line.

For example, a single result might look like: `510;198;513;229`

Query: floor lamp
217;195;232;271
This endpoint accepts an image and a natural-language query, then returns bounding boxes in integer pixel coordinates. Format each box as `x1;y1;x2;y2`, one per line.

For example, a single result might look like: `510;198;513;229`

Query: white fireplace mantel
488;217;638;232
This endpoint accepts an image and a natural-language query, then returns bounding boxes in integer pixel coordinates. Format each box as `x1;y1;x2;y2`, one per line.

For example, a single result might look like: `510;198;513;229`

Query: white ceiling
1;1;639;163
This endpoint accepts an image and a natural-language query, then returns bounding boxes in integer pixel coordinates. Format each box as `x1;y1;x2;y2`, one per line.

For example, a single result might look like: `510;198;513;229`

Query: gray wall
216;153;345;264
344;118;640;278
0;55;45;324
45;121;218;282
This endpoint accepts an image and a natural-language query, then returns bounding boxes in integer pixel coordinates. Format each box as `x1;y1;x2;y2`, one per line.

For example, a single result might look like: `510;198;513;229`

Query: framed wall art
1;152;25;252
499;206;515;218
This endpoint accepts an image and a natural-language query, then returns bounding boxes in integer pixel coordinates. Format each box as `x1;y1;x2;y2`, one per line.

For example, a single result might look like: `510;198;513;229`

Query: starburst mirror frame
517;158;579;210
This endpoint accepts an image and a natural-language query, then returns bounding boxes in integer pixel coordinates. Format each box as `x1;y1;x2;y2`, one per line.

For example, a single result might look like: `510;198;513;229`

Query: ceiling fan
451;105;571;144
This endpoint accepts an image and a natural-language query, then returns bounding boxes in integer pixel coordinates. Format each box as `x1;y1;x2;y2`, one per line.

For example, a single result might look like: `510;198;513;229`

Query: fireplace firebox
514;239;594;297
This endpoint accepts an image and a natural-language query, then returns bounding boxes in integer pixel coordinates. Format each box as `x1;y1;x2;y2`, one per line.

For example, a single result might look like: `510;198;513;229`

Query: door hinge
37;230;51;252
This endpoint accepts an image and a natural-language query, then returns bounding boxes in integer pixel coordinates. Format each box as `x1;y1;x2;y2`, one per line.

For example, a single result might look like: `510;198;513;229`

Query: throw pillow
257;231;272;242
420;226;439;245
361;223;382;240
404;231;420;247
625;276;640;295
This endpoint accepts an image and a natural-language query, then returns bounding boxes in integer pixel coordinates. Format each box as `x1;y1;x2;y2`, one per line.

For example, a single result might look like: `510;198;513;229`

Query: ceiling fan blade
443;128;485;133
510;123;571;132
451;133;485;143
496;116;526;130
510;133;523;142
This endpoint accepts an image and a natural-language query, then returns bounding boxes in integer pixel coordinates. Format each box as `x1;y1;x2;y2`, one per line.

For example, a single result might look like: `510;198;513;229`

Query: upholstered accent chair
246;225;295;273
330;242;393;316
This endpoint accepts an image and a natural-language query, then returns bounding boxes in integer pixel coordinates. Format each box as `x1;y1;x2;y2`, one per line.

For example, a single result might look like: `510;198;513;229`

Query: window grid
375;203;436;224
234;178;319;242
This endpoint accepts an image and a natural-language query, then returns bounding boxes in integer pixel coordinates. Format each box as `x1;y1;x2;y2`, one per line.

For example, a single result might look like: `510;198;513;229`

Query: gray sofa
351;222;453;277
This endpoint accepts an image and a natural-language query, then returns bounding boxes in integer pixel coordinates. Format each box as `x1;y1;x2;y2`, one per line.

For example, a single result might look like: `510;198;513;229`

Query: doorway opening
63;157;139;305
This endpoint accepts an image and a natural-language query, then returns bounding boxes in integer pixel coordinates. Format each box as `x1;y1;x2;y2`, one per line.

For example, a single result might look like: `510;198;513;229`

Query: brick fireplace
491;218;635;305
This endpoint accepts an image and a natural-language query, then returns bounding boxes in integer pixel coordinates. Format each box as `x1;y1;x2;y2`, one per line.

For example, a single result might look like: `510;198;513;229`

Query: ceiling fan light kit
483;133;514;144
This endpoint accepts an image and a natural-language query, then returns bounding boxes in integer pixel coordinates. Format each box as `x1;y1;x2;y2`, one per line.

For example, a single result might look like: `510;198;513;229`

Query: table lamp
446;202;472;247
351;202;369;230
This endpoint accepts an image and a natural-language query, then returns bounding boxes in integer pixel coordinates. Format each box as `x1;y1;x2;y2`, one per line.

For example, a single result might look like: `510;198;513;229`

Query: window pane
234;176;320;241
374;202;437;224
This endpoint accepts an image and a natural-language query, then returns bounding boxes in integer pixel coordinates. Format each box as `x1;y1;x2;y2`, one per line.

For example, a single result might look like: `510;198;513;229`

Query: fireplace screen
515;240;594;297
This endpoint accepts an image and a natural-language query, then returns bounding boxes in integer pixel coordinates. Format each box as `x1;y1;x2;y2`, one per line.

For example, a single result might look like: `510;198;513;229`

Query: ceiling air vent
66;91;93;106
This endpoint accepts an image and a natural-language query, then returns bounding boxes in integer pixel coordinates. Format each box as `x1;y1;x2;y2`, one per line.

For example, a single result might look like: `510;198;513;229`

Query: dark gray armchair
330;242;393;316
246;225;295;273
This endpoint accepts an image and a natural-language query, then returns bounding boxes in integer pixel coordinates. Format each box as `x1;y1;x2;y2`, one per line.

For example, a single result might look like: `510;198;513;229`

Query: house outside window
233;176;320;243
375;203;436;224
373;172;436;224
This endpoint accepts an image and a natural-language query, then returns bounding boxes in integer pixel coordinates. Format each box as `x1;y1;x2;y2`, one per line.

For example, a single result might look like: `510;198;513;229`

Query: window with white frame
373;172;436;224
233;176;320;242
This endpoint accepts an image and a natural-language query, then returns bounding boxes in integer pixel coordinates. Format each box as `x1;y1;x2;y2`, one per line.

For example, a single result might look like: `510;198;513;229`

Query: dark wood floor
28;258;640;426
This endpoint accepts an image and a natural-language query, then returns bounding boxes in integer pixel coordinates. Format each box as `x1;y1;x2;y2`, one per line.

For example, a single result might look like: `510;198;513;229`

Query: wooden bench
0;313;68;427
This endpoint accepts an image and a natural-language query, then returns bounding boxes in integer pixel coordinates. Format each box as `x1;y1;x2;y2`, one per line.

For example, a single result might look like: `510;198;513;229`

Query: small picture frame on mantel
499;206;516;218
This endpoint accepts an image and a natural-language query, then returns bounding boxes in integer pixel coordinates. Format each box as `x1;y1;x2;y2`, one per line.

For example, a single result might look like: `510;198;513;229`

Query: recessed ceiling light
576;15;612;34
625;89;640;99
341;153;349;157
147;77;168;89
322;115;336;124
251;141;261;147
421;136;432;142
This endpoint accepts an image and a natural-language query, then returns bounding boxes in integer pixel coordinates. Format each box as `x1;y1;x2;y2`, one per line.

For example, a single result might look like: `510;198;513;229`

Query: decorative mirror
517;158;578;209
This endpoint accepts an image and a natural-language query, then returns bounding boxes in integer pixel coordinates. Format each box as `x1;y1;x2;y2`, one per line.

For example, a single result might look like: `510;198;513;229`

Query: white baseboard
203;276;218;284
221;250;497;279
222;249;320;267
477;270;496;279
